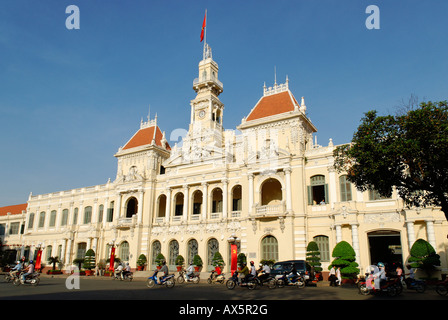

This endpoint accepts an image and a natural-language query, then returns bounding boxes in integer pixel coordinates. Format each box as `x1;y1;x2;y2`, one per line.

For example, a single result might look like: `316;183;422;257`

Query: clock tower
186;44;224;150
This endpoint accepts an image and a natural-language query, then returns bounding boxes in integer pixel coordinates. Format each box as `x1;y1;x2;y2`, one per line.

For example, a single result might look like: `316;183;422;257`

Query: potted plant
72;258;85;275
47;256;62;275
155;253;166;270
175;255;185;272
212;252;224;272
237;253;247;270
193;254;203;272
137;254;147;271
83;249;96;276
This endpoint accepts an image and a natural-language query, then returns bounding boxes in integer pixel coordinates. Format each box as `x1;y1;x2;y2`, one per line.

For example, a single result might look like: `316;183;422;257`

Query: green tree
306;241;322;272
409;238;441;279
334;101;448;221
329;241;359;279
47;256;61;270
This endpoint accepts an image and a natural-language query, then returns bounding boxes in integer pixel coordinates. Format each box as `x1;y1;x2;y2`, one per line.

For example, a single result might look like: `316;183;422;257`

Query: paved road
1;274;446;301
1;275;445;318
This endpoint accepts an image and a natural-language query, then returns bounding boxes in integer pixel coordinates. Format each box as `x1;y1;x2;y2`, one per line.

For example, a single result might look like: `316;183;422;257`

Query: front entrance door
368;230;403;270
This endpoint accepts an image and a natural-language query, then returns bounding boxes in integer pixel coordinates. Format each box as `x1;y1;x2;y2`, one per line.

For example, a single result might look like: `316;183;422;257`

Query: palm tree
48;256;61;270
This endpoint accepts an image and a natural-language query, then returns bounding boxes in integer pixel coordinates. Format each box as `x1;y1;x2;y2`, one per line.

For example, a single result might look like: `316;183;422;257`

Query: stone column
285;168;292;212
351;223;360;264
248;173;254;214
138;190;144;223
335;224;342;243
406;220;416;250
165;188;172;223
222;179;228;219
425;219;437;250
201;183;208;220
183;185;189;221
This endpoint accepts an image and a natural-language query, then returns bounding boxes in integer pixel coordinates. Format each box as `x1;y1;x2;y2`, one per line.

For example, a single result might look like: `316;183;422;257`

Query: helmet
378;262;384;267
259;263;263;267
29;260;33;264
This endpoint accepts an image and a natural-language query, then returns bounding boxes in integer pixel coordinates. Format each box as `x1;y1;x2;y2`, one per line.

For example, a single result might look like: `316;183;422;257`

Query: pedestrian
336;267;342;286
329;266;337;286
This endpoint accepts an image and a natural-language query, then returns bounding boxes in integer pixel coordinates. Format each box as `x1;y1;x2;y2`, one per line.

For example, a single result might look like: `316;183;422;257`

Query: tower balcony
193;76;223;93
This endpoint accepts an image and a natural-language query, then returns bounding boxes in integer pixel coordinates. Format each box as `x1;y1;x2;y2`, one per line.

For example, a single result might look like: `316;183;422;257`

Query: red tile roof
122;125;171;151
0;204;27;217
246;91;299;122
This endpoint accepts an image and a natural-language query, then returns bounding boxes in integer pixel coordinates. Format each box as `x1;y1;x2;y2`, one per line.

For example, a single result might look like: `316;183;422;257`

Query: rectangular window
49;210;57;227
83;206;92;224
339;176;352;202
61;209;68;226
9;222;20;234
38;212;46;228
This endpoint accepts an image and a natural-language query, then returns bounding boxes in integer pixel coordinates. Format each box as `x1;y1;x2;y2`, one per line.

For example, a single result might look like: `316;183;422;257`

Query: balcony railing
193;76;223;89
255;202;285;216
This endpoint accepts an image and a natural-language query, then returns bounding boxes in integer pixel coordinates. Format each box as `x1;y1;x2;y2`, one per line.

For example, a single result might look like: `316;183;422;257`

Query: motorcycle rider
21;260;35;284
186;262;195;281
115;263;124;280
287;262;298;282
10;261;23;279
373;262;386;290
159;260;169;282
122;262;131;279
257;262;271;282
238;262;249;284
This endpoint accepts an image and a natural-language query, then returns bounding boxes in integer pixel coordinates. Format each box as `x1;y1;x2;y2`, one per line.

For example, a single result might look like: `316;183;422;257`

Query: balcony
115;216;136;230
254;202;286;218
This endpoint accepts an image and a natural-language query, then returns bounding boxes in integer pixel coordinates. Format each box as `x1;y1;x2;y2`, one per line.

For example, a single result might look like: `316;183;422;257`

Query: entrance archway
368;230;403;270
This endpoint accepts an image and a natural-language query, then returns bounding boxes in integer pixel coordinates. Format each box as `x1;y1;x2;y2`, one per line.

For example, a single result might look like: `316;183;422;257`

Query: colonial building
1;46;447;277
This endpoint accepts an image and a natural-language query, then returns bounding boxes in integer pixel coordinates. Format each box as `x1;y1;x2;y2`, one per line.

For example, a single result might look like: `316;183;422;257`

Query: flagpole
203;9;207;60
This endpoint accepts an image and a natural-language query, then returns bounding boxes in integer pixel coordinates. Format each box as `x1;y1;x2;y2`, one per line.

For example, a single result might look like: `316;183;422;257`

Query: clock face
199;110;206;119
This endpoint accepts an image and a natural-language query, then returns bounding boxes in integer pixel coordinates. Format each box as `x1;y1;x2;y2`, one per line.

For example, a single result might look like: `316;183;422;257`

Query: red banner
35;249;42;270
109;247;115;271
230;244;237;275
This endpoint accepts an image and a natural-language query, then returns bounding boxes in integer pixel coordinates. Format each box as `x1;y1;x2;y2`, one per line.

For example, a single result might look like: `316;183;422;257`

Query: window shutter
307;186;313;205
325;184;329;204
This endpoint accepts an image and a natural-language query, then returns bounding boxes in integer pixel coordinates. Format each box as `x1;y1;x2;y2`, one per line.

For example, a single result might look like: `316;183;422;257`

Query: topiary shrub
306;241;322;273
329;241;359;279
409;238;441;279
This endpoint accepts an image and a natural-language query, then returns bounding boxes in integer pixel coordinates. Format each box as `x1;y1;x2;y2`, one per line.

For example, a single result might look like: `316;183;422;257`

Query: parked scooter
146;270;175;288
177;268;200;284
207;270;225;284
226;271;257;290
13;271;40;286
358;275;398;296
276;271;306;288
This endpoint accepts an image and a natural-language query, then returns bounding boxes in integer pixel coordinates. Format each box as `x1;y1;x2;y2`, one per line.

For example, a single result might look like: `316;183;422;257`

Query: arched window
169;240;179;268
119;241;130;261
192;190;203;216
151;241;161;268
157;195;167;218
174;193;184;216
207;238;219;269
38;212;46;228
76;242;87;259
308;175;328;205
211;188;223;213
261;235;278;261
28;213;35;229
187;239;198;264
261;179;282;206
313;235;330;262
232;185;242;212
339;175;352;202
61;209;69;226
49;210;57;227
83;206;92;224
126;197;138;218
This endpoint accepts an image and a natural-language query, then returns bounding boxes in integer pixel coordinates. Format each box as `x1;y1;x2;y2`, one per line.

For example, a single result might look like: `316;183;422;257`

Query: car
270;260;311;281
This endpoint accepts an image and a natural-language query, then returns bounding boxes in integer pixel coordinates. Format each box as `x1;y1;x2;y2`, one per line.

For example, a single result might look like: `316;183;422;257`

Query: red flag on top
200;10;207;42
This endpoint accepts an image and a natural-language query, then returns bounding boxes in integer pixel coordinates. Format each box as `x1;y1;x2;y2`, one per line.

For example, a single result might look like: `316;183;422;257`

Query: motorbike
402;278;426;293
13;271;40;286
226;271;257;290
276;271;306;288
146;270;175;288
254;272;277;289
207;270;225;284
358;275;399;296
113;271;133;281
177;268;200;284
4;271;20;283
435;279;448;296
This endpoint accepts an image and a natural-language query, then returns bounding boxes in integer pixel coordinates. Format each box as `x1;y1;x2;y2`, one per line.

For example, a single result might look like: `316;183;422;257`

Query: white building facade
1;47;447;277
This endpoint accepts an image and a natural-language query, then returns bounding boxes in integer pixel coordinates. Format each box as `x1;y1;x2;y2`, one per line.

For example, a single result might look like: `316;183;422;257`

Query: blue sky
1;0;447;206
